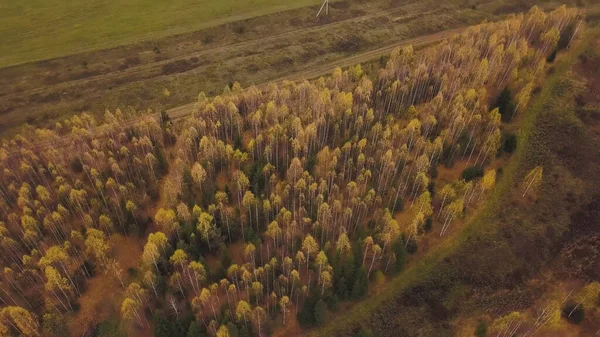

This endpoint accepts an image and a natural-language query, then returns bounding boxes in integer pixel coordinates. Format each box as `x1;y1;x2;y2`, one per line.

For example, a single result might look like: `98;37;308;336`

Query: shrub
327;294;340;311
547;48;558;63
226;322;240;337
155;147;169;176
475;321;487;337
43;313;67;337
390;196;404;212
430;164;439;179
187;321;206;337
335;34;365;53
233;24;246;34
424;217;433;232
153;311;190;337
202;34;215;44
461;166;484;181
562;302;585;324
406;237;418;254
391;238;407;273
97;319;125;337
558;21;576;50
314;299;328;326
154;311;174;337
428;181;436;196
373;270;386;285
70;157;84;173
495;87;515;122
357;327;374;337
297;294;319;327
351;267;368;299
502;133;517;153
335;255;356;299
219;245;233;267
181;167;194;204
305;154;317;173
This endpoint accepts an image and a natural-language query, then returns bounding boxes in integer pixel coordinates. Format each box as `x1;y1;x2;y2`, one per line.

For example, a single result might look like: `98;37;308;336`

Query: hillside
0;5;598;337
306;21;600;337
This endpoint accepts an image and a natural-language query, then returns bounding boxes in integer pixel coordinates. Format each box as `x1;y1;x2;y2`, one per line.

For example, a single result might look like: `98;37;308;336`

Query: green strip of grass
305;27;598;337
0;0;326;68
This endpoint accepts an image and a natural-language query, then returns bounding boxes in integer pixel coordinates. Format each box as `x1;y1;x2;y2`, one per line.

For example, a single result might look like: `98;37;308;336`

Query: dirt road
166;27;465;120
13;26;463;158
0;2;436;105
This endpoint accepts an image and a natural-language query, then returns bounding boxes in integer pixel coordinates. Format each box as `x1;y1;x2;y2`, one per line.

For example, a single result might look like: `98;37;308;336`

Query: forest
0;6;593;337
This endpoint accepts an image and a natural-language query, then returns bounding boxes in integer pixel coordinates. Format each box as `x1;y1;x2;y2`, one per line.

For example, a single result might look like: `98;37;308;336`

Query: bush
305;154;317;173
334;254;356;299
70;157;84;173
391;238;407;273
226;322;240;337
181;167;195;204
495;87;515;122
502;133;517;153
424;217;433;232
219;244;233;267
351;267;368;299
547;48;558;63
335;275;349;299
297;293;319;327
430;164;438;179
233;24;246;34
335;34;366;53
373;270;386;285
314;299;328;326
406;239;418;254
155;147;169;176
202;34;215;44
558;21;576;50
428;181;436;196
442;144;456;168
187;321;206;337
327;294;340;311
97;319;125;337
475;321;487;337
390;196;404;212
43;313;67;337
357;327;374;337
153;311;190;337
461;166;484;181
562;302;585;324
154;311;175;337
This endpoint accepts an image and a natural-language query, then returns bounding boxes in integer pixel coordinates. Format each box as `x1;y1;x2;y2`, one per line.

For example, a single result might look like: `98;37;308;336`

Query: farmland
0;0;583;138
0;0;327;68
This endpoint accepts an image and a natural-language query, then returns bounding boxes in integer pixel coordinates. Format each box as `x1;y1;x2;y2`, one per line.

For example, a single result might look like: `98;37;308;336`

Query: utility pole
316;0;329;17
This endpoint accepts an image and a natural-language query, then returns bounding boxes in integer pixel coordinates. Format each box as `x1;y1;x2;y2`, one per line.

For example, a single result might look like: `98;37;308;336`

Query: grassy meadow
0;0;326;67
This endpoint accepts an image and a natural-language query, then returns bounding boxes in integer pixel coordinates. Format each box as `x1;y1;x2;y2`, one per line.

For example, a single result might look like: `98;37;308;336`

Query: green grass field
0;0;325;68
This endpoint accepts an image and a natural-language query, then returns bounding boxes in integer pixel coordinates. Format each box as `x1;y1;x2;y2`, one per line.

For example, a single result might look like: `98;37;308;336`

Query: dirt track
165;27;465;120
14;26;464;157
0;3;428;105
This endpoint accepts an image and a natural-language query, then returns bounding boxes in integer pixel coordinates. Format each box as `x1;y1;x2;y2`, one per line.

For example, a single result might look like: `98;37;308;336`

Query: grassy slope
0;0;325;68
304;27;599;337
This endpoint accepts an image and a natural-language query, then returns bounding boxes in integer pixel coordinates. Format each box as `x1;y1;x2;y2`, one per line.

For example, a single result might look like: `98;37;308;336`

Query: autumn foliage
0;6;583;337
